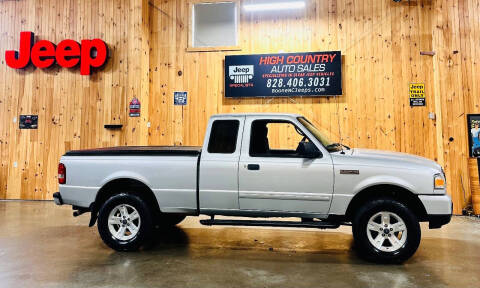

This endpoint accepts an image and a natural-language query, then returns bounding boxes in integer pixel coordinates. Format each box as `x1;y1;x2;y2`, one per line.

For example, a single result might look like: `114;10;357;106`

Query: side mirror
297;142;321;159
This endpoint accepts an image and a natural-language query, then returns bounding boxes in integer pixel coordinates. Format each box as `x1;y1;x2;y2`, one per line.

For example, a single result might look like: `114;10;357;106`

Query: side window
250;120;309;157
266;122;305;150
207;120;240;154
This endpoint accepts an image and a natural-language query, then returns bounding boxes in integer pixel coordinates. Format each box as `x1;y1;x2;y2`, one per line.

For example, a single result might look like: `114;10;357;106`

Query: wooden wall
432;0;480;213
1;0;479;214
0;0;150;200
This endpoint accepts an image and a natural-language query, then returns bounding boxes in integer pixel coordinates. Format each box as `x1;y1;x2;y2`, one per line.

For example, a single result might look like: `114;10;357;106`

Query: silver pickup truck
54;113;452;263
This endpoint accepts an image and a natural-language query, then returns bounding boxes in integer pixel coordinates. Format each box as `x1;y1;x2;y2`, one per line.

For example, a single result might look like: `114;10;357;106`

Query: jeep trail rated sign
409;83;426;106
225;51;342;98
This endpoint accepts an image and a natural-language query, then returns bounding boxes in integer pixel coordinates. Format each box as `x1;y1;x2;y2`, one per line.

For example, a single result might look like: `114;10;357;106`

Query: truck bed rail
64;146;202;156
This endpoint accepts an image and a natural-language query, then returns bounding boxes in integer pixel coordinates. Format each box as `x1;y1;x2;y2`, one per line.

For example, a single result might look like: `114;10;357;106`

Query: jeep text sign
5;31;108;75
225;51;342;98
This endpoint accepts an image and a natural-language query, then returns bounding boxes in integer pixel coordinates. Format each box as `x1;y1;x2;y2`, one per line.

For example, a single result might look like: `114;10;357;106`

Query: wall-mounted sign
129;97;141;117
19;115;38;129
174;91;187;105
409;83;426;106
5;31;108;75
468;114;480;158
225;51;342;98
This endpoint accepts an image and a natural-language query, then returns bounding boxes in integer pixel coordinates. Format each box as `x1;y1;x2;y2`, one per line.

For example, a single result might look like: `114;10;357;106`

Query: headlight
434;173;446;190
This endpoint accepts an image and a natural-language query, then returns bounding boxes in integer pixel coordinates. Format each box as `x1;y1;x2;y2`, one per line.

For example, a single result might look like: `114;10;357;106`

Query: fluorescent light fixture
243;1;306;12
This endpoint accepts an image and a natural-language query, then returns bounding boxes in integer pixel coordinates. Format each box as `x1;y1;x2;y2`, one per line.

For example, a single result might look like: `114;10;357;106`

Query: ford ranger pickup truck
53;113;452;263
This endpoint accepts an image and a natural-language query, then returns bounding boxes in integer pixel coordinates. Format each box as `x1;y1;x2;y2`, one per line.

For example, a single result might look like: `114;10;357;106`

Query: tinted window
207;120;240;154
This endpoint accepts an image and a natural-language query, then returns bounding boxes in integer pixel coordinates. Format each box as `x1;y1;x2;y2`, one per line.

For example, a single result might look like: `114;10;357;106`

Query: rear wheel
97;193;154;251
352;198;421;263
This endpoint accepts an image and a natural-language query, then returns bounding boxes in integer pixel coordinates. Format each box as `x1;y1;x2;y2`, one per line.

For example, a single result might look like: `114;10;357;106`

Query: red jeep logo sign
5;31;108;75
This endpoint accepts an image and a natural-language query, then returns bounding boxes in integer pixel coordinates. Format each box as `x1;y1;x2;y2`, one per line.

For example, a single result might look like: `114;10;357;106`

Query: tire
157;214;186;228
352;198;421;264
97;193;154;251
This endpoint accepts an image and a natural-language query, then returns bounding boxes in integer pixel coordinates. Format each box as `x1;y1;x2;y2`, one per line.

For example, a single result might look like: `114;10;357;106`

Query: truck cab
200;114;334;216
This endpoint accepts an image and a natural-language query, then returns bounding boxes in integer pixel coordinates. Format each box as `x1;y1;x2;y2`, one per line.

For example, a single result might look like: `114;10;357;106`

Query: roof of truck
212;113;302;118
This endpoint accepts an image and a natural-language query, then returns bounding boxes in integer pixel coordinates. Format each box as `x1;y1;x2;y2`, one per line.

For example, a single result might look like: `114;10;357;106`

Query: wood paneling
0;0;150;200
1;0;479;214
432;0;480;213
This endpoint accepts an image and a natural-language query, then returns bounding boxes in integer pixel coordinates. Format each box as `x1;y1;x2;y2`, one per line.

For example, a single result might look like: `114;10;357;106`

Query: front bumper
53;192;63;205
418;194;453;229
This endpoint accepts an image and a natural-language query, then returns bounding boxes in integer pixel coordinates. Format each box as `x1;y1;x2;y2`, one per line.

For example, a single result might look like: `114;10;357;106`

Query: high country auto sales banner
225;51;342;98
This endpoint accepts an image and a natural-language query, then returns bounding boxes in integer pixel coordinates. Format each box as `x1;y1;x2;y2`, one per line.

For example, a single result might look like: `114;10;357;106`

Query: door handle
247;164;260;170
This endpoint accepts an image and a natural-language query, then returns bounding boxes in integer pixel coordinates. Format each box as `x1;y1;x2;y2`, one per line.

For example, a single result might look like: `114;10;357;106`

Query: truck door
199;115;245;212
238;116;334;215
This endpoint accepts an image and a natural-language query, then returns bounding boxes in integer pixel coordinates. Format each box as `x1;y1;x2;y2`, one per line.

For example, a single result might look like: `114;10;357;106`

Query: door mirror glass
297;141;321;158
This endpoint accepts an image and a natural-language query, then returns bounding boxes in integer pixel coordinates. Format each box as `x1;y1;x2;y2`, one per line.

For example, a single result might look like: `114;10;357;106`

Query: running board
199;219;340;229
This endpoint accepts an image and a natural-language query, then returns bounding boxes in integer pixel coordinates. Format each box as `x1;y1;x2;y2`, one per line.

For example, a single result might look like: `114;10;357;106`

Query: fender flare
88;176;156;227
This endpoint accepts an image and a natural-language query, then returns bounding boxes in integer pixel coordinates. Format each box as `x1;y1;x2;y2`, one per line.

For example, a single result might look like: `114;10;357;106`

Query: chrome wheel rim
108;204;141;241
366;211;407;252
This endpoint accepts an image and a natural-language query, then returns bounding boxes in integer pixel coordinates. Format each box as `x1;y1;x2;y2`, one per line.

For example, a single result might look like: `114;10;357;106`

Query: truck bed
64;146;202;156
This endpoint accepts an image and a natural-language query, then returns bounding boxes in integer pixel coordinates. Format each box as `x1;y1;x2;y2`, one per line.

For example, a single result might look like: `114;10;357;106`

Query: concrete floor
0;201;479;288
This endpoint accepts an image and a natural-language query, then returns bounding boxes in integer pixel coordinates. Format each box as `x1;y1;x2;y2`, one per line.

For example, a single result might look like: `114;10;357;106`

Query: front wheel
97;193;154;251
352;198;421;263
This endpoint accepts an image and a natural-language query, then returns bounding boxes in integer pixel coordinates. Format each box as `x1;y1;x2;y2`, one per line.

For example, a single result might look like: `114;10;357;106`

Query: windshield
297;117;343;153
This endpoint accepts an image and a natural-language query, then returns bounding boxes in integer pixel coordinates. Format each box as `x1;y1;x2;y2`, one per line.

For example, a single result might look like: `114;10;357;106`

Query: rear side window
207;120;240;154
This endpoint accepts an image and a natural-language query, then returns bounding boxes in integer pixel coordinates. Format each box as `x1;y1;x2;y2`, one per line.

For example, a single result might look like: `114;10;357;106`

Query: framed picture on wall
468;114;480;158
19;115;38;129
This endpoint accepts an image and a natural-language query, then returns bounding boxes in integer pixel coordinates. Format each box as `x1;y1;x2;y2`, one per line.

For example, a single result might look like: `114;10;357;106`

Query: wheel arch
344;184;428;222
88;178;161;227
